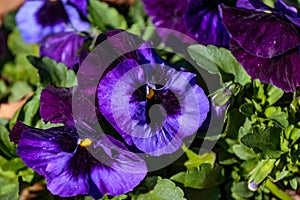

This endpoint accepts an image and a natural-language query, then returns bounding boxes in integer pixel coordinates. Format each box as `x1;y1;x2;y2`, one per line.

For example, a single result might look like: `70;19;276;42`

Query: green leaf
88;0;127;31
264;106;289;128
231;182;254;198
134;177;186;200
171;164;224;189
241;127;281;158
128;0;147;27
289;178;298;190
182;145;216;169
218;151;238;165
7;29;39;56
232;144;256;160
188;45;251;85
0;124;16;158
100;194;127;200
239;103;255;117
223;108;245;139
2;157;26;172
2;55;39;85
266;85;284;105
0;80;9;100
9;89;41;129
8;81;33;102
285;125;300;145
274;171;289;182
27;56;77;87
249;159;276;185
265;179;293;200
0;158;19;200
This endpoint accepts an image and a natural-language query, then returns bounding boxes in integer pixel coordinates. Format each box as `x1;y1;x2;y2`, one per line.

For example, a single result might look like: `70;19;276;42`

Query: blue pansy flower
16;0;90;43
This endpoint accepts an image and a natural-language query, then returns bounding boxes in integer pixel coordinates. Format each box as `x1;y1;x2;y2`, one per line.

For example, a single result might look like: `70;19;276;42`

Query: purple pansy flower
185;0;230;47
16;0;90;43
40;32;87;70
11;86;147;199
86;31;210;156
221;0;300;92
10;122;147;199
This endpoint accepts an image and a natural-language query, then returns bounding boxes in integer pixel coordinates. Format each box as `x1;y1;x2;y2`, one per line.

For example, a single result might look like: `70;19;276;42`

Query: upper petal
221;6;300;58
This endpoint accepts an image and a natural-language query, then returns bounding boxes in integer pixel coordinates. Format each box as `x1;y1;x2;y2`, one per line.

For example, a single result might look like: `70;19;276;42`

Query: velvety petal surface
230;39;300;92
185;0;230;47
40;32;86;69
40;86;74;126
221;6;300;58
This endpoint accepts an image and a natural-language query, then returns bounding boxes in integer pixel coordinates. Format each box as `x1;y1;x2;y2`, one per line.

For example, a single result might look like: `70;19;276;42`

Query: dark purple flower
185;0;230;47
10;122;147;199
221;0;300;92
97;45;210;156
16;0;90;43
40;32;86;69
142;0;193;42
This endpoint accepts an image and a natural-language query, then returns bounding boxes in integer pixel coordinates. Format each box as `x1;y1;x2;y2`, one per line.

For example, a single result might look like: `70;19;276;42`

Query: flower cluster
2;0;300;199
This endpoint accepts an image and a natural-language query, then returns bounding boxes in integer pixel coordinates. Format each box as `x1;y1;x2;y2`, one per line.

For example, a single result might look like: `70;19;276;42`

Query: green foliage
171;164;224;189
188;44;251;86
88;0;127;31
133;177;186;200
27;56;77;87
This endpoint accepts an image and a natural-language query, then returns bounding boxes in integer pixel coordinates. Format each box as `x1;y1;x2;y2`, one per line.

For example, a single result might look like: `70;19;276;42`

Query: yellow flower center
79;138;93;147
146;88;155;99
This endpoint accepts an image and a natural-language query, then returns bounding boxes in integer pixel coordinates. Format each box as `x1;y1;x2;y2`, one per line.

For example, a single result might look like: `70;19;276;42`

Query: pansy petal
78;30;144;98
10;121;29;144
45;152;90;197
90;134;147;195
274;0;300;27
221;6;300;58
40;32;86;69
64;4;90;32
230;39;300;92
90;164;145;196
185;0;230;47
40;86;74;126
68;0;88;17
142;0;192;42
16;1;46;43
16;125;78;176
236;0;270;11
